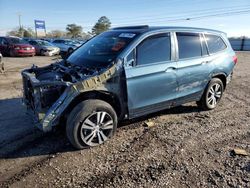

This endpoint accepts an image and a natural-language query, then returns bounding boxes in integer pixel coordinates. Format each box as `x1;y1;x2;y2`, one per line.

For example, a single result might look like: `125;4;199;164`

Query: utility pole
17;12;23;37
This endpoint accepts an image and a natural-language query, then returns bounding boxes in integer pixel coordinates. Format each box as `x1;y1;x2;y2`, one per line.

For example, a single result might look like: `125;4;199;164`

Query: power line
13;7;250;32
111;5;250;21
109;9;250;26
40;6;250;27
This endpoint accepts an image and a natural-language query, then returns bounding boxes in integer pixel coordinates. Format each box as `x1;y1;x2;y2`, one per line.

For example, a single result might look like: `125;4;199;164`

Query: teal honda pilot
22;26;237;149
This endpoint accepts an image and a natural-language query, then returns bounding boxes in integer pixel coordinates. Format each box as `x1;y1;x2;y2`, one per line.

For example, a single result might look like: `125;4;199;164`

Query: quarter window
136;33;171;65
205;34;226;53
177;32;202;59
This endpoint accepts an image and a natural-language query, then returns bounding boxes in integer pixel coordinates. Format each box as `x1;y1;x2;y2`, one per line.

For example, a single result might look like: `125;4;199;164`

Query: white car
52;39;78;54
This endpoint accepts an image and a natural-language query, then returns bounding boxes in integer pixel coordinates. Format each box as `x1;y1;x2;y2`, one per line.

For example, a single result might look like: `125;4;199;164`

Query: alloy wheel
207;83;222;108
80;111;114;146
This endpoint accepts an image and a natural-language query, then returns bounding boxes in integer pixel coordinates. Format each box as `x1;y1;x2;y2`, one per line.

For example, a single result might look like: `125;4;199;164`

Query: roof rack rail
112;25;149;30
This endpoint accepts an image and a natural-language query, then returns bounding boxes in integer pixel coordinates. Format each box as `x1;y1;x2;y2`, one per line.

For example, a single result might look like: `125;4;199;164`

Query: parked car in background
52;39;78;54
0;36;35;57
28;39;60;56
22;37;34;42
22;26;237;149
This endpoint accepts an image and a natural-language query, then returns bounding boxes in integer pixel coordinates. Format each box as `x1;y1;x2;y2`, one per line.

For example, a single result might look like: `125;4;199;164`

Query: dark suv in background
22;26;237;149
0;36;35;57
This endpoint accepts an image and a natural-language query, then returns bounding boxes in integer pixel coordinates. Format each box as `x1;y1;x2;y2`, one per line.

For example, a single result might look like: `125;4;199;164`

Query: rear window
177;32;202;59
205;34;227;54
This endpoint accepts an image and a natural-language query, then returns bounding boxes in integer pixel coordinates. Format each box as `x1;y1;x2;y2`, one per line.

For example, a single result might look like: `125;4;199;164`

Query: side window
177;32;202;59
3;39;8;45
0;38;2;45
29;41;37;45
136;33;171;66
205;34;227;54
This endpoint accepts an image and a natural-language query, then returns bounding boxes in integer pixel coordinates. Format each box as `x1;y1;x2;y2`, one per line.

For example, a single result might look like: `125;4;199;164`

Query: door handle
201;61;210;65
165;67;177;72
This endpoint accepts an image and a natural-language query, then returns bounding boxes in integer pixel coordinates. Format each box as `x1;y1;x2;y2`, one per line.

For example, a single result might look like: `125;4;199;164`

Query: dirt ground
0;52;249;188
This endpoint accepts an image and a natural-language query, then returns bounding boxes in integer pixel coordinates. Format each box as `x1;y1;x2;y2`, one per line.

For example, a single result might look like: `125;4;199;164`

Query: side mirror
126;59;135;67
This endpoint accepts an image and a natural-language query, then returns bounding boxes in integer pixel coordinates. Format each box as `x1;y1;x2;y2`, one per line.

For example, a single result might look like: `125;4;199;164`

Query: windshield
37;40;53;46
67;31;138;68
9;38;28;44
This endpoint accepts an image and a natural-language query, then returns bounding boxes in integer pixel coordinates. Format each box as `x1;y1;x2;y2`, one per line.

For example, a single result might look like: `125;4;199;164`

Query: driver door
124;33;178;118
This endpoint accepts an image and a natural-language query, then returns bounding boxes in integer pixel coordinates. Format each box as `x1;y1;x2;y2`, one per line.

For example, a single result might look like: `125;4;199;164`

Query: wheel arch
211;72;227;90
61;90;123;124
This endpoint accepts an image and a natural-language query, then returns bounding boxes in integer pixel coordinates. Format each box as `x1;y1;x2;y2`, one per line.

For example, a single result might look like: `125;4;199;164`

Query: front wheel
197;78;224;110
66;100;117;149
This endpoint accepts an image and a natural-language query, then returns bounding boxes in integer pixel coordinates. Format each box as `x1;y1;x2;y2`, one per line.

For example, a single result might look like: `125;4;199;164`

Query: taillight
233;55;238;64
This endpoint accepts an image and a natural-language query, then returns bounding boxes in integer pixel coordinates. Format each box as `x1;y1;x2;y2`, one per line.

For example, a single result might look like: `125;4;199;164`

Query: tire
197;78;224;110
66;99;117;149
40;49;45;56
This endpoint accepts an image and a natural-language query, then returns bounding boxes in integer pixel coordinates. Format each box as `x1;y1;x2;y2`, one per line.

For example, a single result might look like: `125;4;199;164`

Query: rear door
175;32;211;104
124;32;178;118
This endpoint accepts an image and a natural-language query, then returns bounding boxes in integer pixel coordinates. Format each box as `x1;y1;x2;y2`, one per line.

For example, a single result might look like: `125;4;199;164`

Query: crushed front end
22;63;73;131
22;61;117;132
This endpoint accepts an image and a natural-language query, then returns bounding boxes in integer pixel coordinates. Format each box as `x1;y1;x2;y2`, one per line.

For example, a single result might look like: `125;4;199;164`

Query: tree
66;24;83;38
7;27;34;37
23;28;35;37
7;28;20;37
92;16;111;35
80;32;93;40
47;30;66;38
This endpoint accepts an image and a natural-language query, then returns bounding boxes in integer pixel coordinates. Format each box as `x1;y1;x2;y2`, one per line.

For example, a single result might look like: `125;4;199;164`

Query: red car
0;36;35;57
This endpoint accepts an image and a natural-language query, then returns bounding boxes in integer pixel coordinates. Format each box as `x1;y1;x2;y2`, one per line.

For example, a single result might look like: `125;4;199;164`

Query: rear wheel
66;100;117;149
197;78;224;110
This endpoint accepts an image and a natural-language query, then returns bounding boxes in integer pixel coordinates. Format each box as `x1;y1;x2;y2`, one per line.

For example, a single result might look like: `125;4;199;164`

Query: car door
0;38;9;56
174;32;211;104
124;32;178;118
29;41;39;53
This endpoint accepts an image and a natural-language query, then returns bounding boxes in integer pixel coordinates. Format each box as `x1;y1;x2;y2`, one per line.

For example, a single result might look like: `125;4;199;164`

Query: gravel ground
0;52;249;187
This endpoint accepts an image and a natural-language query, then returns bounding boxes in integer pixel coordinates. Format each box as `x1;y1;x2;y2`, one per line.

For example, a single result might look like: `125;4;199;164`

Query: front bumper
15;49;36;56
44;48;60;56
22;70;74;132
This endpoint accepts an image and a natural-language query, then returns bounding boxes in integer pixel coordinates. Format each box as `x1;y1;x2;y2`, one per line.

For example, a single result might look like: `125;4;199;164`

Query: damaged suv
22;26;237;149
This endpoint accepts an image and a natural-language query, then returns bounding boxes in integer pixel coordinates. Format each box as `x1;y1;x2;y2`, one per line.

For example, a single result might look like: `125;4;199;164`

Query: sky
0;0;250;37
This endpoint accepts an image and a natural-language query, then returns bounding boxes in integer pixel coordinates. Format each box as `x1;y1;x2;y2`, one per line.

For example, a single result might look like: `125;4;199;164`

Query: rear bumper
226;72;233;84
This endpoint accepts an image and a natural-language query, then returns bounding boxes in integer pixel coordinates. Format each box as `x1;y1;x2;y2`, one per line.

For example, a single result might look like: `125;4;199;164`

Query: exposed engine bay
22;61;101;109
35;61;98;83
21;59;118;132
